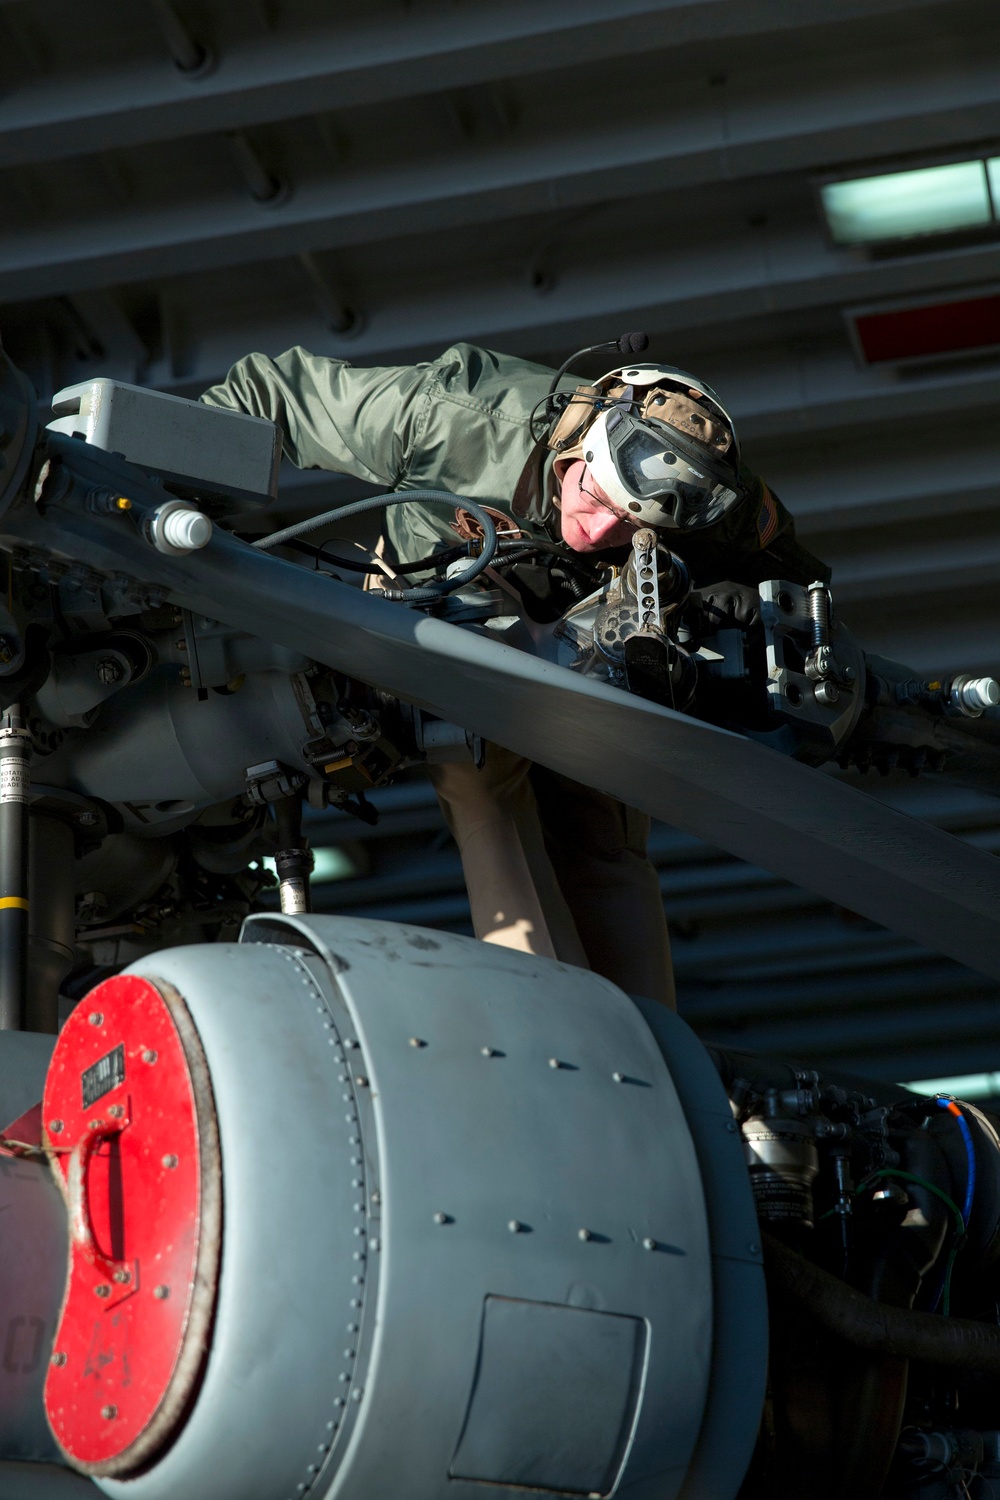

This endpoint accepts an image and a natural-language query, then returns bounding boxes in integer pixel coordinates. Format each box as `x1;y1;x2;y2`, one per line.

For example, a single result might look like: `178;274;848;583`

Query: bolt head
95;656;125;686
51;1351;67;1367
612;1071;625;1083
578;1228;592;1242
95;1284;111;1298
643;1237;657;1251
433;1212;449;1225
48;1119;64;1134
548;1058;561;1069
101;1404;117;1420
408;1037;425;1048
88;1012;104;1027
481;1046;496;1057
162;1153;178;1169
113;1269;131;1284
78;810;99;827
153;1284;170;1300
355;1076;369;1088
142;1049;158;1064
508;1220;523;1233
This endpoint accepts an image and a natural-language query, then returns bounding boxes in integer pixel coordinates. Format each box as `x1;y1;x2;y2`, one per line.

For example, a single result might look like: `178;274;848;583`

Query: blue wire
936;1096;976;1226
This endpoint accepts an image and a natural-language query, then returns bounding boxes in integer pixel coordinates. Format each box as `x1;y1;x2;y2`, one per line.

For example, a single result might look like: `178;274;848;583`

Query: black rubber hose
250;490;497;604
280;537;469;576
764;1232;1000;1375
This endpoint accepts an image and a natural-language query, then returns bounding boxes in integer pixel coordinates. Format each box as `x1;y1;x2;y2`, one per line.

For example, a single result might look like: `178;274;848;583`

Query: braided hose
764;1232;1000;1375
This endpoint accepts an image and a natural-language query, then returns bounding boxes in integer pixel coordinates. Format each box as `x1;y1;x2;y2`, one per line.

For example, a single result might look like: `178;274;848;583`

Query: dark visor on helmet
606;411;741;528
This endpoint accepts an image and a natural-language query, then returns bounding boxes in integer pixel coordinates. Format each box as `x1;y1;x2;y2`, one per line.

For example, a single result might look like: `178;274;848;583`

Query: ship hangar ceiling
1;0;999;1086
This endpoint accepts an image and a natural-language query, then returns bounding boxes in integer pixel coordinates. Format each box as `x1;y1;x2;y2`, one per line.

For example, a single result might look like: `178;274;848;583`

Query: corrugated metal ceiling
1;0;998;1078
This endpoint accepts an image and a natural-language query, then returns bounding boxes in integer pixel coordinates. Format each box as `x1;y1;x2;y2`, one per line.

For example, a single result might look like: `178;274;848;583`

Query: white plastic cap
161;508;212;552
956;676;1000;712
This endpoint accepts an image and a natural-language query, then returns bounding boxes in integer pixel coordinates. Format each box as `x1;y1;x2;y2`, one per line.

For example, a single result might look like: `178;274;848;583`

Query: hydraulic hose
250;490;497;604
936;1097;977;1226
763;1232;1000;1375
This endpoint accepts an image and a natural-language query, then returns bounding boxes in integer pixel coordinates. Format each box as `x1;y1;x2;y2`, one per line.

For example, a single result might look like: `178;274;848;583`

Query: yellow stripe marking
0;897;29;911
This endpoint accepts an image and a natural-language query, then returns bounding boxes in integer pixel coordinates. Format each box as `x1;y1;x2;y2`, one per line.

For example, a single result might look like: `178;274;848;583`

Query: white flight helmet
575;363;744;532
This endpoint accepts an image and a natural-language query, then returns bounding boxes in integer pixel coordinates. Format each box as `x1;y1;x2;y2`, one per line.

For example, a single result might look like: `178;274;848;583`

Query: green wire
857;1168;966;1315
857;1168;965;1235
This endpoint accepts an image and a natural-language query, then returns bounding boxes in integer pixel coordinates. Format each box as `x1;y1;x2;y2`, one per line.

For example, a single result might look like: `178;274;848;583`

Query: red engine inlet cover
42;973;221;1476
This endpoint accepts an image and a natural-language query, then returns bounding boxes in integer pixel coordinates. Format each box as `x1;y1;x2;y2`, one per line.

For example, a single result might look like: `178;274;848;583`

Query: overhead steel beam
0;0;955;168
9;217;998;427
19;468;1000;987
1;43;999;302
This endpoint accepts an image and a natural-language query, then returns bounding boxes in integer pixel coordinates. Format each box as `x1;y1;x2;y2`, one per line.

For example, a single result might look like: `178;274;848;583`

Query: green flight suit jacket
201;342;829;586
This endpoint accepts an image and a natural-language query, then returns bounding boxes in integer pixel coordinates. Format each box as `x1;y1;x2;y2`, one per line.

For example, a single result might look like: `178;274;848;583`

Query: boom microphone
546;330;651;400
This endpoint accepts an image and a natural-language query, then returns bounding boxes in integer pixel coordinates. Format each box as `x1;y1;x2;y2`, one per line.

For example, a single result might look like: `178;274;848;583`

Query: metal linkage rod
274;795;313;916
0;705;30;1030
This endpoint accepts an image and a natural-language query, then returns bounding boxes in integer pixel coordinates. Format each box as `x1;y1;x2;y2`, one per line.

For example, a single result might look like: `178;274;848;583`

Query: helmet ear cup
547;384;599;456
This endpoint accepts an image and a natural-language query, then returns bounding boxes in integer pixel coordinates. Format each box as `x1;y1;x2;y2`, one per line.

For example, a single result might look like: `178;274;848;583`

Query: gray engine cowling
1;917;765;1500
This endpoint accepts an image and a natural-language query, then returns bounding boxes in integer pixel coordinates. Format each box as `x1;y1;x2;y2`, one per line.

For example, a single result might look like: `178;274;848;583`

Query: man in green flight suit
202;341;828;1009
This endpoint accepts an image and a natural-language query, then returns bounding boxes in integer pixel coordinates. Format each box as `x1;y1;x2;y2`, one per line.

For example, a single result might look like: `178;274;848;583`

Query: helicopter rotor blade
155;531;1000;986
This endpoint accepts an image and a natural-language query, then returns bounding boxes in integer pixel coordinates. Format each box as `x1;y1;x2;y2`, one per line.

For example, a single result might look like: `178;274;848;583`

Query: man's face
555;458;639;553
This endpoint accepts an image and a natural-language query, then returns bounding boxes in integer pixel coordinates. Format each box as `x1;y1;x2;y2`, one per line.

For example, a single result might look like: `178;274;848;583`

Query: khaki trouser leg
530;763;676;1009
428;746;590;967
428;745;675;1007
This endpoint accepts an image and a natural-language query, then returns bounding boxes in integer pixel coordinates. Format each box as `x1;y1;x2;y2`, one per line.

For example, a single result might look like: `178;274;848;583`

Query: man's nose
584;506;629;542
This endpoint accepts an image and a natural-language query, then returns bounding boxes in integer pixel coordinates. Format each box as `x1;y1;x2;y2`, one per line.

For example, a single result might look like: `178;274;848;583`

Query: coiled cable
250;489;498;604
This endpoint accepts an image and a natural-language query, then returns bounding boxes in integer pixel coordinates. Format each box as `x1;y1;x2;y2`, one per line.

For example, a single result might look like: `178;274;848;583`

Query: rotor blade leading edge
157;532;1000;986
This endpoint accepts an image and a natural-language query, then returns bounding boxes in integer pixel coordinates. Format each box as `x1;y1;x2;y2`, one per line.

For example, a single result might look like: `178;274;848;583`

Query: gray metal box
47;379;281;504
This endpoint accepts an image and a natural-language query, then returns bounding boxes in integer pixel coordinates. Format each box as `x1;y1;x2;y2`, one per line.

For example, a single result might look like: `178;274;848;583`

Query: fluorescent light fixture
261;846;357;884
902;1071;1000;1101
987;157;1000;212
821;159;992;245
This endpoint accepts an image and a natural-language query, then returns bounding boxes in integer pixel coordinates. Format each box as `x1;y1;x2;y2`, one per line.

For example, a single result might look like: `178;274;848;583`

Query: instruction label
0;760;29;804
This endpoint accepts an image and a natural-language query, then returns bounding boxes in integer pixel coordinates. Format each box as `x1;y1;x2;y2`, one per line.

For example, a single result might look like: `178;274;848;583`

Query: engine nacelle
0;918;765;1500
